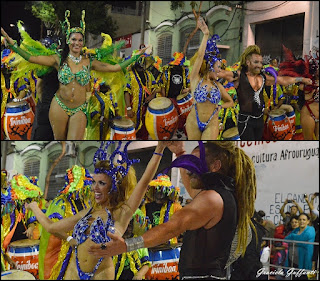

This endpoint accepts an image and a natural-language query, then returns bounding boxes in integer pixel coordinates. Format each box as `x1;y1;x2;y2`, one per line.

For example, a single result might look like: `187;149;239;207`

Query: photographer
280;198;304;227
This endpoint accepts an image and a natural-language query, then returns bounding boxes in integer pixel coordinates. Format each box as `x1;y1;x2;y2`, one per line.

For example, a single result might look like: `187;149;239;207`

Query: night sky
1;1;41;42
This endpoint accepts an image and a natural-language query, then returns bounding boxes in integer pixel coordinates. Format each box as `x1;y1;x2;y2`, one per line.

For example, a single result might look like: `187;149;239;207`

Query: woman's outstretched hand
197;17;209;36
1;27;15;45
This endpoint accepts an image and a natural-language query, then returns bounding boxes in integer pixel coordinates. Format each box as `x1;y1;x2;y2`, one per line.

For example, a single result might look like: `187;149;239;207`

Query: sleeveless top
58;57;92;86
178;172;237;278
237;69;266;116
194;79;221;104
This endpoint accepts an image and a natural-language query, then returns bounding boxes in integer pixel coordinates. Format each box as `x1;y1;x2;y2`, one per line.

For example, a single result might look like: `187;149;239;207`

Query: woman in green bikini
1;10;145;140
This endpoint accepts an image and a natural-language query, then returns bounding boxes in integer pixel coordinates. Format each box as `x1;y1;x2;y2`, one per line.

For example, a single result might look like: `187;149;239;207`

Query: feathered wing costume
6;21;128;139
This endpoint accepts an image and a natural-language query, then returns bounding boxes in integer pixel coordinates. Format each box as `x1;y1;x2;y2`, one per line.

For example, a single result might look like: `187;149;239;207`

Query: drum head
269;108;285;117
176;92;190;101
148;97;172;110
6;100;28;108
222;127;239;138
9;239;40;248
111;117;134;128
1;270;36;280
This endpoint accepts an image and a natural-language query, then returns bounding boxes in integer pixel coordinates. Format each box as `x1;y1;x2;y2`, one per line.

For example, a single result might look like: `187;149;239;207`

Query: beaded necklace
68;53;82;65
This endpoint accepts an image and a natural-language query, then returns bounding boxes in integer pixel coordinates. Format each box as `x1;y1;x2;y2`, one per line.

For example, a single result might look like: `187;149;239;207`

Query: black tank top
237;69;266;116
178;173;238;278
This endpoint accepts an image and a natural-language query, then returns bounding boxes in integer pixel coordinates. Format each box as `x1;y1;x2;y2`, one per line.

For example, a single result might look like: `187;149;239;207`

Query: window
157;34;173;65
180;27;200;59
46;154;70;200
24;159;40;178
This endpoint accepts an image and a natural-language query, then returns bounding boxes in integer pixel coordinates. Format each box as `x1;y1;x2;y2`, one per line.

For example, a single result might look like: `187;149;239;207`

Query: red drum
176;92;193;122
266;109;293;140
145;97;178;140
145;246;180;280
110;117;136;140
3;100;34;140
280;105;296;135
7;239;39;279
21;94;36;114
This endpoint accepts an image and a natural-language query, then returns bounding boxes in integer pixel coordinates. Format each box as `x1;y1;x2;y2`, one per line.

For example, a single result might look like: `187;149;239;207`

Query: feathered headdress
93;141;140;192
10;174;43;201
61;10;86;44
146;174;180;202
204;34;221;71
168;52;189;66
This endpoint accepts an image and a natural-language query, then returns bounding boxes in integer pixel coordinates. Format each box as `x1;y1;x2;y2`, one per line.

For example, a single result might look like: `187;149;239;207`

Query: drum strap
3;212;25;250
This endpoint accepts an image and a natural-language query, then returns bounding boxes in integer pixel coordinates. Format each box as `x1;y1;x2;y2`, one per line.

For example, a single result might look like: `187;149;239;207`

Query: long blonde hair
239;45;261;71
205;141;257;256
91;161;137;213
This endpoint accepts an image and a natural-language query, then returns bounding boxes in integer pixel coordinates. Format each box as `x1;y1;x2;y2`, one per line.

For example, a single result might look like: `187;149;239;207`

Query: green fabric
55;95;88;117
9;42;31;61
58;60;91;86
119;54;141;72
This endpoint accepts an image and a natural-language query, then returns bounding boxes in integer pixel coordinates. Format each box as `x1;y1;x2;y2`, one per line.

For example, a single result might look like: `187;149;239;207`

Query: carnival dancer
1;10;146;140
88;141;258;280
124;49;161;139
113;210;151;280
218;45;313;140
25;141;169;280
279;46;319;140
38;165;92;280
186;17;234;140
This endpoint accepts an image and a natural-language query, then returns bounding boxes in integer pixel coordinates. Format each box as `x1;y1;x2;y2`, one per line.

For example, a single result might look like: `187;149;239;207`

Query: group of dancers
1;12;318;140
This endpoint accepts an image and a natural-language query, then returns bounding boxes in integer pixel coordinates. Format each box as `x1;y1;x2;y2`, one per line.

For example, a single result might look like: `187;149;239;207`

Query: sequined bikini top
194;79;221;104
72;207;115;245
58;60;91;86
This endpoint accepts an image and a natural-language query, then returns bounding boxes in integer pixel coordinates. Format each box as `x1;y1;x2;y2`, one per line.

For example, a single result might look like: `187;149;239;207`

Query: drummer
160;52;191;137
124;45;162;140
140;174;182;246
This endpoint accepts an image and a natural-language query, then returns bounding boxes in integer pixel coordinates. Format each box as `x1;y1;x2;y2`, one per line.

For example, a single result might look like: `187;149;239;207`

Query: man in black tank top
218;45;313;140
88;141;257;281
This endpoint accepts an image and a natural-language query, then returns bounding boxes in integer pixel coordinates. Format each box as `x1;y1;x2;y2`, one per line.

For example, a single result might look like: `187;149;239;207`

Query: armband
8;41;31;62
125;236;144;252
119;54;142;72
232;70;239;79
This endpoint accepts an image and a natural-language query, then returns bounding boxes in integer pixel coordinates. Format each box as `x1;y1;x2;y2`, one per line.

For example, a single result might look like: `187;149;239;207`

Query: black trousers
238;113;264;140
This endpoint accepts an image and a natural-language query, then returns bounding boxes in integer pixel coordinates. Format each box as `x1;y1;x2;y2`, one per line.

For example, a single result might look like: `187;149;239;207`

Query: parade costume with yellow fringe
141;174;182;246
124;54;160;132
113;209;151;280
39;165;92;280
1;174;45;252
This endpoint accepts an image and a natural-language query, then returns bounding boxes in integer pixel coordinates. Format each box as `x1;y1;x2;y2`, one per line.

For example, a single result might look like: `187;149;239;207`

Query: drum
145;246;180;280
280;105;296;135
3;101;34;140
7;239;39;279
21;94;36;114
110;117;136;140
1;270;35;280
145;97;178;140
222;127;240;140
266;109;293;140
176;92;193;122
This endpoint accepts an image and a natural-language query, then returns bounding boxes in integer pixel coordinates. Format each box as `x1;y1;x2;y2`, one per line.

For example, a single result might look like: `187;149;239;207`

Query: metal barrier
262;237;319;280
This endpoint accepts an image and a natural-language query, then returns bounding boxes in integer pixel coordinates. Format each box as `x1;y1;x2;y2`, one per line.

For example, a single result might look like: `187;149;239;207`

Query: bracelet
175;151;186;157
153;152;163;157
126;106;132;111
295;77;303;83
125;236;144;252
66;236;74;242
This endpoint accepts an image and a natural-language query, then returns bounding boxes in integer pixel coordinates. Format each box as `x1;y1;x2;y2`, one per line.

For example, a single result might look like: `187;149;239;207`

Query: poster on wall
176;141;319;225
